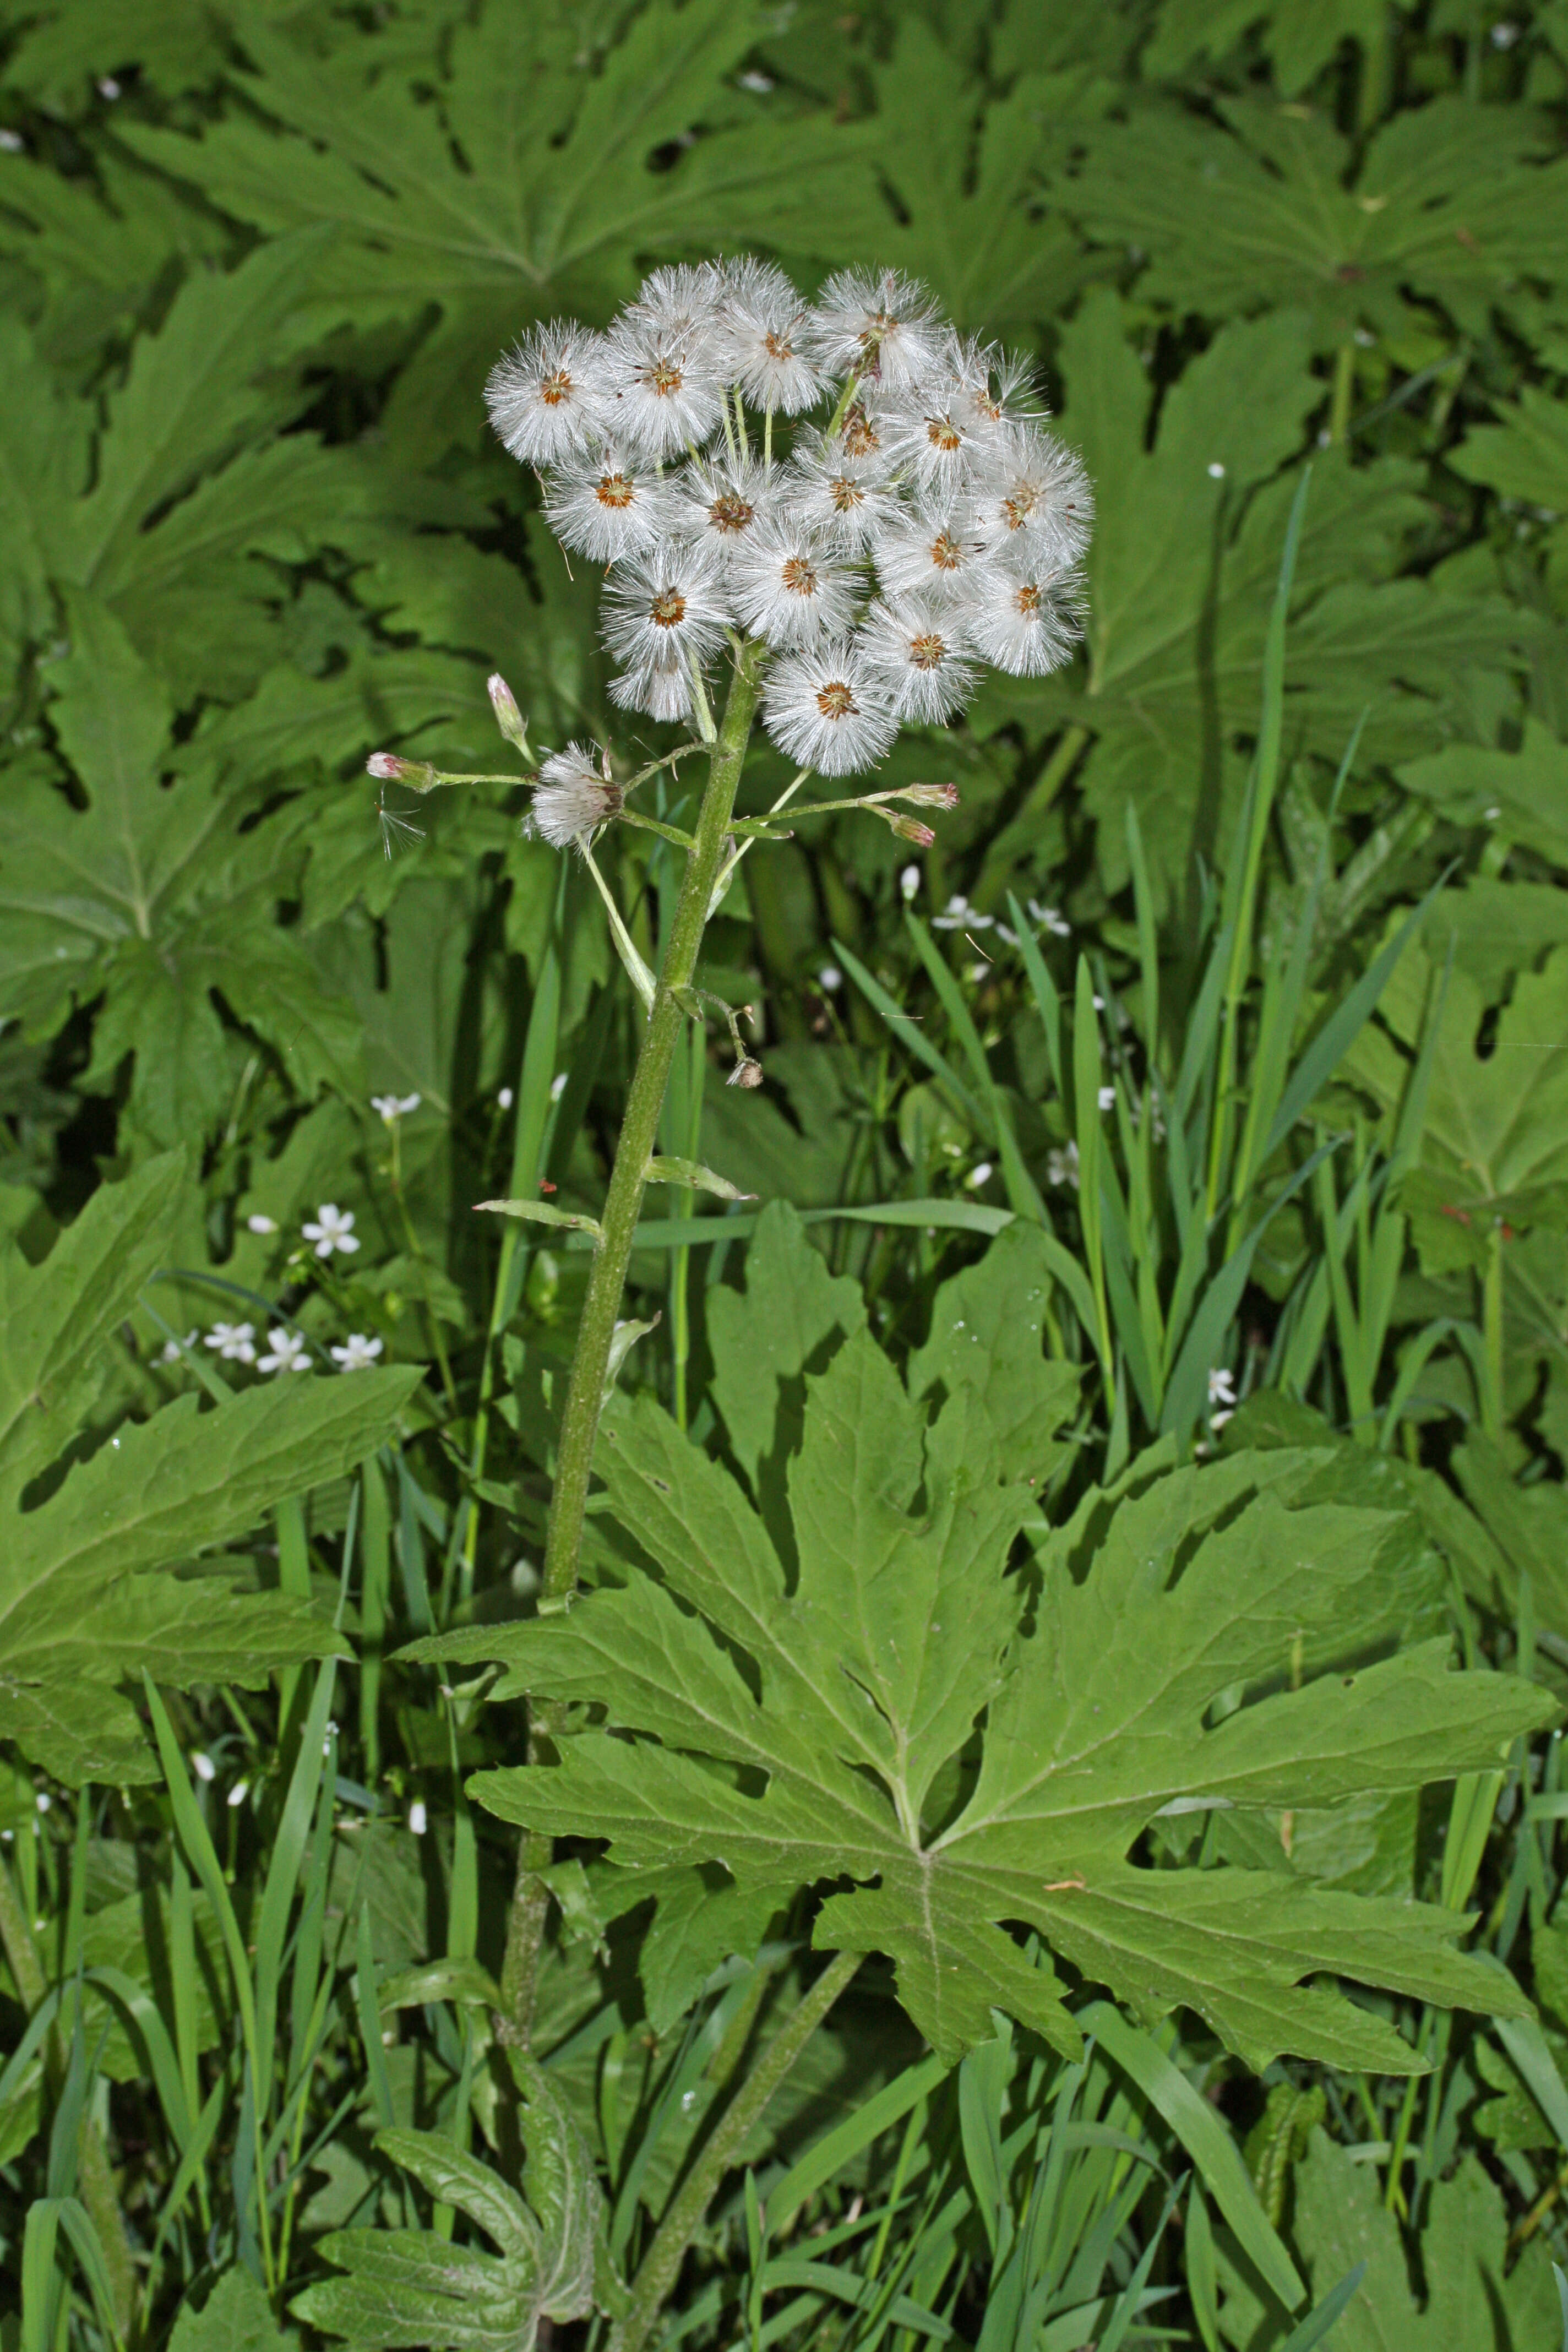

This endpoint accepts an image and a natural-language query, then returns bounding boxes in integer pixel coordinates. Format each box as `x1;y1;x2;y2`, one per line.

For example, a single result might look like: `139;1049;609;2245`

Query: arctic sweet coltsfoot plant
366;257;1090;1694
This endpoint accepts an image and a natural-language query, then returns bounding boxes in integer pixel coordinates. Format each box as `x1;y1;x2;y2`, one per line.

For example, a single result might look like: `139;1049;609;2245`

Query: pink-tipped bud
727;1057;765;1089
367;752;438;790
887;813;937;847
488;672;530;753
899;781;960;810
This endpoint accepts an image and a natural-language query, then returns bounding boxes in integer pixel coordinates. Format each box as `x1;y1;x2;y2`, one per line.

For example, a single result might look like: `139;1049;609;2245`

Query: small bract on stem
364;259;1093;2142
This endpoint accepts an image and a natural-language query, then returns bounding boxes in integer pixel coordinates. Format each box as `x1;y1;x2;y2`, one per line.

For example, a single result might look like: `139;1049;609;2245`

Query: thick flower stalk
368;254;1093;2055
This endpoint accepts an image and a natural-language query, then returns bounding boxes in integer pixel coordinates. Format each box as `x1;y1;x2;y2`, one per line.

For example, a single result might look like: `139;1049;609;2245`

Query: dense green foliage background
9;1;1568;2345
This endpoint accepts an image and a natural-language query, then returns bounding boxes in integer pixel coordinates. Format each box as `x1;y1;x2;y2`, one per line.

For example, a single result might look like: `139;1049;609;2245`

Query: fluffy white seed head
964;559;1084;677
675;453;783;570
806;267;943;390
602;310;727;459
601;542;733;677
542;442;677;563
871;500;997;606
608;659;698;723
940;333;1046;437
486;321;610;466
731;518;861;649
761;640;898;775
714;257;825;414
969;421;1094;567
530;743;623;848
787;429;901;551
859;595;981;725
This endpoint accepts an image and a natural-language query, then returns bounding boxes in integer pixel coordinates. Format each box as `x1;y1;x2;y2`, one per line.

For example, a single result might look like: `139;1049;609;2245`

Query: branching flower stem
497;636;769;2047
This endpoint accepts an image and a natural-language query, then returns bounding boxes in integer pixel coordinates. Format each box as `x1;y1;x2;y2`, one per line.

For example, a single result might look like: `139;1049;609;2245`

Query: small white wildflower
205;1321;257;1363
807;266;943;390
966;1161;994;1188
408;1799;428;1837
1028;900;1072;938
932;894;994;931
529;743;624;850
1491;18;1520;45
302;1204;360;1258
190;1751;216;1783
818;964;843;992
159;1329;197;1364
602;308;726;459
731;518;859;649
258;1327;312;1374
760;640;897;776
859;595;981;725
97;75;121;99
1046;1139;1080;1189
227;1779;249;1809
714;257;825;413
372;1092;421;1123
0;130;25;152
1207;461;1226;480
900;862;921;901
36;1791;52;1814
550;1071;569;1101
331;1333;385;1371
486;321;610;466
737;68;775;92
542;442;677;564
1484;804;1502;821
1208;1366;1237;1408
246;1212;279;1235
498;1086;514;1109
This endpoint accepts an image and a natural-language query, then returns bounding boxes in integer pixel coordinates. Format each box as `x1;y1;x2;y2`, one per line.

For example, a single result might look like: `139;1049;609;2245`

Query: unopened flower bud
885;813;937;847
488;672;531;754
897;781;960;810
367;752;438;790
727;1057;765;1089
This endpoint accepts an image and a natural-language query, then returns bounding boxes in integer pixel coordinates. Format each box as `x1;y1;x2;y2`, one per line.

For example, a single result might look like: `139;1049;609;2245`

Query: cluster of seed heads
468;259;1091;848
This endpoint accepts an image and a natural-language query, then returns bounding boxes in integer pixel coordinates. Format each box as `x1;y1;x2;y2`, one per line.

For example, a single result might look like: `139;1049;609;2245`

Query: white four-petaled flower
372;1093;421;1123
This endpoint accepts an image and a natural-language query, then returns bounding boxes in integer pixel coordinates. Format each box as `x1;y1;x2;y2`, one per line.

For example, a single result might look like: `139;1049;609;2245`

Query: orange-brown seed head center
816;680;857;720
709;494;755;534
597;472;635;509
650;589;687;628
781;556;819;597
540;369;572;407
909;631;946;671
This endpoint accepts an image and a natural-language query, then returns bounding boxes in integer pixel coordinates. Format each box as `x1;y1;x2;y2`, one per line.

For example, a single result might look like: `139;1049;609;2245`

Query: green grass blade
1259;884;1440;1172
761;2055;951;2236
1161;1137;1341;1438
1077;2003;1303;2309
1275;2265;1367;2351
253;1657;337;2095
354;1903;396;2130
832;937;988;1131
1009;894;1064;1099
1073;959;1113;1374
903;914;1047;1221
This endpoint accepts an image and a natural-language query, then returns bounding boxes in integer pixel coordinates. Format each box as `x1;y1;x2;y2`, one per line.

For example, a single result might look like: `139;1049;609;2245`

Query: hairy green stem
540;634;766;1610
496;638;767;2052
609;1950;862;2352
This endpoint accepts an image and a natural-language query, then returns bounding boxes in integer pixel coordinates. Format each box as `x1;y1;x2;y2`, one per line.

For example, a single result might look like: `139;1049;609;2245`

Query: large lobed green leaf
0;1155;421;1783
418;1212;1549;2070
